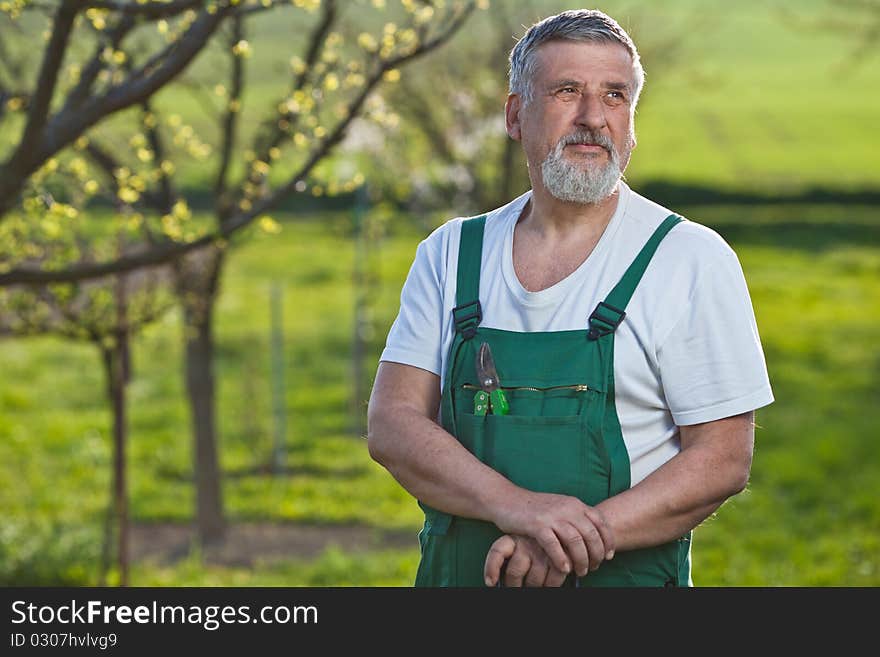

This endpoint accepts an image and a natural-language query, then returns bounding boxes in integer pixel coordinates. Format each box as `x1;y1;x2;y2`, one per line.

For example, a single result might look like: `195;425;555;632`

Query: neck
519;183;622;237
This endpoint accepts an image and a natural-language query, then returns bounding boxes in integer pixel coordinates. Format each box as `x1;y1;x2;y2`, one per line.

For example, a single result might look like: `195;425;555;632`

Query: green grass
681;204;880;585
132;546;421;587
1;202;878;586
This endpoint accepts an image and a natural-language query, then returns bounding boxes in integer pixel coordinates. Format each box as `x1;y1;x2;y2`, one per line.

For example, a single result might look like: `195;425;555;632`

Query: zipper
462;383;589;392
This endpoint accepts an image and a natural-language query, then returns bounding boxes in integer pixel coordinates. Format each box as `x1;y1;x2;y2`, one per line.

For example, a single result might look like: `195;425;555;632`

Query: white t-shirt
380;182;774;485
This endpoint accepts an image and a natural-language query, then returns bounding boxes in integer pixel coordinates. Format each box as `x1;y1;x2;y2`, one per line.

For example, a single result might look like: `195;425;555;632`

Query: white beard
540;130;625;204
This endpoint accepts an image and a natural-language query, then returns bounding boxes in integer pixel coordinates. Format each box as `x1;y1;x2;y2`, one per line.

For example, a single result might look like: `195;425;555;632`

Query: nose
575;92;607;132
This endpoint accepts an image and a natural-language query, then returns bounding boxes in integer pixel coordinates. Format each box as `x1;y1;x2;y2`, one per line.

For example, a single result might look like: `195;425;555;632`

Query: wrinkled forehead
532;39;637;87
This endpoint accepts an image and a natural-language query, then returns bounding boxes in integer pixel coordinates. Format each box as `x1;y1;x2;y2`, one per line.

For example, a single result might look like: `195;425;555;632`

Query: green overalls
414;213;692;587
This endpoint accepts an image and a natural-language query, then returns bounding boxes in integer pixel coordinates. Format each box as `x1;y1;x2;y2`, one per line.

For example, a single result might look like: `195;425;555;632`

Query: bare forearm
596;453;733;550
596;413;754;551
367;407;516;523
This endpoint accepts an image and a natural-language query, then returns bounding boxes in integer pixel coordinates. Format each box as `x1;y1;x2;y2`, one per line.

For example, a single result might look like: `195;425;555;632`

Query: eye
554;86;580;100
605;90;628;106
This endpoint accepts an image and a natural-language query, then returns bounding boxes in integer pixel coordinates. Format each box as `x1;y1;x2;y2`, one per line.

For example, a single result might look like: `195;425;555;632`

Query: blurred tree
375;0;529;216
362;0;707;217
0;252;172;586
0;0;478;546
0;0;236;225
0;1;477;284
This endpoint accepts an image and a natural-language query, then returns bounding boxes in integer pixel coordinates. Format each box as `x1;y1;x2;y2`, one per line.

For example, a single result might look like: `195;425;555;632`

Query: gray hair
509;9;645;108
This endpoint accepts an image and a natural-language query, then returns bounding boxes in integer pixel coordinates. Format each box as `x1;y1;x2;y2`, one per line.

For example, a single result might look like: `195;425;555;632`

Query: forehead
532;39;635;86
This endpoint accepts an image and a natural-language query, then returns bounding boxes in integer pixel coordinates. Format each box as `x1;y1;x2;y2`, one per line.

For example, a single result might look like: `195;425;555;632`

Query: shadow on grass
710;221;880;252
223;463;369;479
157;462;369;482
675;202;879;252
130;521;416;567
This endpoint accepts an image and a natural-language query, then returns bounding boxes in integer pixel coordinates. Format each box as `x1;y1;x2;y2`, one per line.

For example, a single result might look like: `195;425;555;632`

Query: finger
557;523;591;577
484;535;517;587
583;506;615;560
504;550;532;588
524;560;549;588
579;520;607;572
566;513;608;573
544;567;569;587
534;527;572;576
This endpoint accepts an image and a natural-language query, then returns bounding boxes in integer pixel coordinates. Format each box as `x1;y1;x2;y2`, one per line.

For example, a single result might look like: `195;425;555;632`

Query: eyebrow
546;78;582;90
546;78;632;92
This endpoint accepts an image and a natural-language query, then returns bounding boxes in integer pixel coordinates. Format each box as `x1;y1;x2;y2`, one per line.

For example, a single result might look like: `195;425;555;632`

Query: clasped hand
485;492;615;587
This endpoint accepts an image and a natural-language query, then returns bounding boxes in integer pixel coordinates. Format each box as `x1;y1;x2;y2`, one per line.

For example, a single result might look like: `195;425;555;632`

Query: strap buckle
587;301;626;340
452;300;482;339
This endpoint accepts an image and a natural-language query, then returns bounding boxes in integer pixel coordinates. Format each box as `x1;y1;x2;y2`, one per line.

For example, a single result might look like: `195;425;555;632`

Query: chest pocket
453;372;610;506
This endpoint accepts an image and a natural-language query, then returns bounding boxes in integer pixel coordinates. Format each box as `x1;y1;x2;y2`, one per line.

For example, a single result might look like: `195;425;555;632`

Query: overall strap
588;214;684;340
433;215;487;537
452;215;486;339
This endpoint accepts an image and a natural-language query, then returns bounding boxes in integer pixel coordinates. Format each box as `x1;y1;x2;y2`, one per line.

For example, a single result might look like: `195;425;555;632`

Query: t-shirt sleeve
657;247;774;426
379;236;446;376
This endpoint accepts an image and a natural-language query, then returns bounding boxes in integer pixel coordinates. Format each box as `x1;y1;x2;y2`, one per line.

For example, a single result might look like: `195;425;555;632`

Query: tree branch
233;2;476;226
0;2;232;219
245;0;336;185
141;100;177;218
81;1;204;19
84;139;123;182
82;108;171;244
0;1;477;285
61;13;137;110
86;5;232;115
294;0;337;93
15;0;78;149
383;4;475;73
0;0;78;200
0;235;216;285
214;15;245;211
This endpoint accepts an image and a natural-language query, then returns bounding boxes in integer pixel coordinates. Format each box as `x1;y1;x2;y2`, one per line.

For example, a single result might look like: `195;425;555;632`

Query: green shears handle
490;389;509;415
474;389;509;416
474;390;489;416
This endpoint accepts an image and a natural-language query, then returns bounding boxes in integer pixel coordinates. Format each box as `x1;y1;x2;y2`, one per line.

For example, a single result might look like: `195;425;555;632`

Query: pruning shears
473;342;509;416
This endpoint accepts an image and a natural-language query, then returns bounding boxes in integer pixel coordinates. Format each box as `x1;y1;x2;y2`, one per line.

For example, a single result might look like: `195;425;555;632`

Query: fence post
270;281;286;474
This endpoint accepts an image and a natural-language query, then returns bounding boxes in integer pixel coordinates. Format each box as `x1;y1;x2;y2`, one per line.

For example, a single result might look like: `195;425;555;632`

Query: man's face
506;40;638;204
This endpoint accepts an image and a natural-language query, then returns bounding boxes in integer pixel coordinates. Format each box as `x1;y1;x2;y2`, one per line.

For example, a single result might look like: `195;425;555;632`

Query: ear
505;93;522;141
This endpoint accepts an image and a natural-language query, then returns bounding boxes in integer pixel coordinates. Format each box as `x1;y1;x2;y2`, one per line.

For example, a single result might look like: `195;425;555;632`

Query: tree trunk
113;332;130;586
100;336;129;586
176;246;226;544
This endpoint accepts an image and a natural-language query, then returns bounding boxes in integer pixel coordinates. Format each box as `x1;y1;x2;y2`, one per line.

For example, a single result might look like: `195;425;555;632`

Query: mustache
558;131;615;153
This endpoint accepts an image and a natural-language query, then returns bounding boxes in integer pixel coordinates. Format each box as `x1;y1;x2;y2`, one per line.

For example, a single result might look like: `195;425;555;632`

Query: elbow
366;405;391;467
723;447;754;498
366;430;387;467
728;412;756;496
701;438;753;503
727;466;751;497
